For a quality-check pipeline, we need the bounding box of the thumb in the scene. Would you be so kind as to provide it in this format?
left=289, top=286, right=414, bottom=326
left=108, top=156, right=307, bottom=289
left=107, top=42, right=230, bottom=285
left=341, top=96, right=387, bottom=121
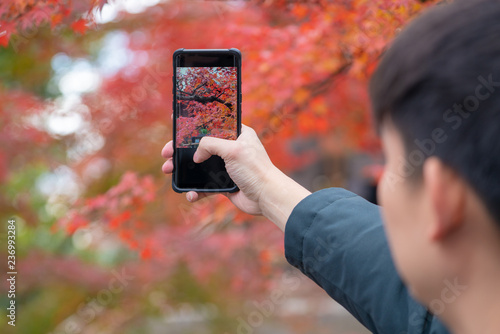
left=193, top=136, right=236, bottom=163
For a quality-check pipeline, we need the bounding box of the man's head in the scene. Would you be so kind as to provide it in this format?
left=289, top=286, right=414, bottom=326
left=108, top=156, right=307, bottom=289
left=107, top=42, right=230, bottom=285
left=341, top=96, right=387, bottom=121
left=370, top=0, right=500, bottom=309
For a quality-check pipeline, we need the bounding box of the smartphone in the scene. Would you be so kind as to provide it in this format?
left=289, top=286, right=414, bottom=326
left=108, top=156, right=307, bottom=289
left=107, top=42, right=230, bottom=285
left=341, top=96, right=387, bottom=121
left=172, top=48, right=241, bottom=193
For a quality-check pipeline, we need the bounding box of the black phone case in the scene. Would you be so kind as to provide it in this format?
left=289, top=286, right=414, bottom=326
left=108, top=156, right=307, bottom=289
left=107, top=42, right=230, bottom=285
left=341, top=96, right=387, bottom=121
left=172, top=48, right=241, bottom=193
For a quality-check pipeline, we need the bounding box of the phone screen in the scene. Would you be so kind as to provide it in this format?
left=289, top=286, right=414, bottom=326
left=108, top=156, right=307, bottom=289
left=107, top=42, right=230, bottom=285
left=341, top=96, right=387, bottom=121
left=173, top=51, right=240, bottom=192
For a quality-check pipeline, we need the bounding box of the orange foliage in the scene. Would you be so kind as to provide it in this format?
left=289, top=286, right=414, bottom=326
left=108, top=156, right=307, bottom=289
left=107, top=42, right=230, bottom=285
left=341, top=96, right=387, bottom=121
left=0, top=0, right=99, bottom=45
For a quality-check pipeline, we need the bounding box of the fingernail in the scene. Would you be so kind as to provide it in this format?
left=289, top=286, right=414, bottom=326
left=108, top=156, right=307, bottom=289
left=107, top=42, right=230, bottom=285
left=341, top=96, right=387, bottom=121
left=187, top=193, right=193, bottom=202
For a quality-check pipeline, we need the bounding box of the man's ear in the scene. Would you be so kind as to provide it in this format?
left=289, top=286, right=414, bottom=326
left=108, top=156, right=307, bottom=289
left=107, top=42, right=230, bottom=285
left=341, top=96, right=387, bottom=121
left=423, top=157, right=466, bottom=241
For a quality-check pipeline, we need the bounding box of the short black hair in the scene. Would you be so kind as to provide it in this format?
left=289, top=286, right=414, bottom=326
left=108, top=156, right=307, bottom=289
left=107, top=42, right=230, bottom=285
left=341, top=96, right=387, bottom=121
left=370, top=0, right=500, bottom=223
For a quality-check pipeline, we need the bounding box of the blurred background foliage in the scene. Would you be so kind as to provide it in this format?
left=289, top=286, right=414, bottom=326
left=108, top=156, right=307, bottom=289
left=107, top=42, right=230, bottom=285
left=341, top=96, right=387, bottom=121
left=0, top=0, right=438, bottom=333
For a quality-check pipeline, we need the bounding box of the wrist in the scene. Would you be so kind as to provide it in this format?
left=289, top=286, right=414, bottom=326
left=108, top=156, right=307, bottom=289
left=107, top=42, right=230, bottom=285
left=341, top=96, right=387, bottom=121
left=258, top=166, right=311, bottom=231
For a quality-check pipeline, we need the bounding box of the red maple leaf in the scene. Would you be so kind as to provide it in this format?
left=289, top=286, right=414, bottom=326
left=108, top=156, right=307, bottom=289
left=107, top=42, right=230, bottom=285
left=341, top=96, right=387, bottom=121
left=71, top=19, right=87, bottom=35
left=51, top=13, right=63, bottom=28
left=0, top=20, right=12, bottom=47
left=0, top=33, right=9, bottom=47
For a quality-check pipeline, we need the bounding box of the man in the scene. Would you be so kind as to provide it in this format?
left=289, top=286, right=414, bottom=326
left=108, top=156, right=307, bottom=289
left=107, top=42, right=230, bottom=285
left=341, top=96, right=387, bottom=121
left=162, top=0, right=500, bottom=332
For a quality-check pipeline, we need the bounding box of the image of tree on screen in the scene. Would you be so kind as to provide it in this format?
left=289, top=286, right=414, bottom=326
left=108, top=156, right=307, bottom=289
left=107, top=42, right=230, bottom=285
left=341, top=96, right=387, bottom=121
left=176, top=67, right=237, bottom=148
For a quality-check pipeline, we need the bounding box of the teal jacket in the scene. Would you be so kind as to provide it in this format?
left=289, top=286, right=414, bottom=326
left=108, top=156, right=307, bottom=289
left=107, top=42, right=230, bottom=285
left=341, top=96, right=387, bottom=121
left=284, top=188, right=451, bottom=334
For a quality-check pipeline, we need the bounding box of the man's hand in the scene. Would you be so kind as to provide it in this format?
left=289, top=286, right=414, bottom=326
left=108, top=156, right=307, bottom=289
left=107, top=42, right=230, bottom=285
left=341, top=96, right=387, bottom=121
left=161, top=124, right=311, bottom=231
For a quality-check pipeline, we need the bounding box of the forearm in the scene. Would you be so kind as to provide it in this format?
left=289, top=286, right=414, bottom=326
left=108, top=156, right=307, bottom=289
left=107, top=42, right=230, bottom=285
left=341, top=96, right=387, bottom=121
left=258, top=166, right=311, bottom=231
